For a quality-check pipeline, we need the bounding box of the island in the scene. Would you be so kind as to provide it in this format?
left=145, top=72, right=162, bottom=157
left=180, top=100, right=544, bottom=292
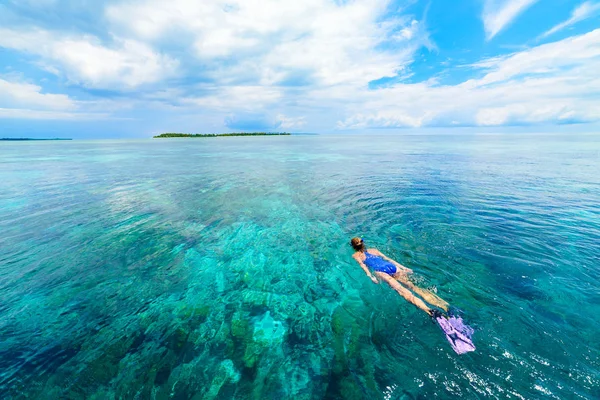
left=153, top=132, right=291, bottom=138
left=1, top=138, right=72, bottom=141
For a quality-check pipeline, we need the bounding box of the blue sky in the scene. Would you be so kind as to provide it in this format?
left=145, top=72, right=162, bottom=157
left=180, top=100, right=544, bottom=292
left=1, top=0, right=599, bottom=138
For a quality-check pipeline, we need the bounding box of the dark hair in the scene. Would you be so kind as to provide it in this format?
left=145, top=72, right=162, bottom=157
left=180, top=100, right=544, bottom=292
left=350, top=237, right=365, bottom=251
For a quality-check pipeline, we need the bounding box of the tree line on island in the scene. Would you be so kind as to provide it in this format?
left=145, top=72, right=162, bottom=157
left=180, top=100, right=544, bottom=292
left=153, top=132, right=291, bottom=138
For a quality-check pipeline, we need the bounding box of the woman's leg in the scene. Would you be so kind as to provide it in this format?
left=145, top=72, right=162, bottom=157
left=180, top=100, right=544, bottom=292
left=394, top=273, right=449, bottom=311
left=375, top=272, right=432, bottom=316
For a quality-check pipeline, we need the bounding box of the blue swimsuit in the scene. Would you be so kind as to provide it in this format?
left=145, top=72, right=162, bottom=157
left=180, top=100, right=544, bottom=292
left=363, top=251, right=397, bottom=275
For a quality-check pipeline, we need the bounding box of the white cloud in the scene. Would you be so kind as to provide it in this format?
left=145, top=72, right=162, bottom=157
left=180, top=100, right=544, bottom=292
left=100, top=0, right=434, bottom=129
left=539, top=1, right=600, bottom=39
left=277, top=114, right=306, bottom=129
left=0, top=1, right=433, bottom=125
left=0, top=108, right=109, bottom=120
left=0, top=78, right=133, bottom=120
left=473, top=29, right=600, bottom=85
left=3, top=0, right=597, bottom=130
left=483, top=0, right=538, bottom=40
left=182, top=85, right=283, bottom=111
left=0, top=28, right=178, bottom=89
left=0, top=78, right=75, bottom=110
left=337, top=29, right=600, bottom=128
left=105, top=0, right=424, bottom=87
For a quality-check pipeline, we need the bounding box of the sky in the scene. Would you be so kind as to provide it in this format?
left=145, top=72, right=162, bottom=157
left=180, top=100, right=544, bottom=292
left=0, top=0, right=599, bottom=138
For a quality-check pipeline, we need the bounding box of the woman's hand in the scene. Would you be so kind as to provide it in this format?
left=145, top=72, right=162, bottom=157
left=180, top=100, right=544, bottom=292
left=370, top=275, right=379, bottom=284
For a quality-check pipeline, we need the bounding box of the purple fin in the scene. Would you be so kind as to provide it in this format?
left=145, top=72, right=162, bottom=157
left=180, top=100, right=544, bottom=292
left=435, top=315, right=476, bottom=354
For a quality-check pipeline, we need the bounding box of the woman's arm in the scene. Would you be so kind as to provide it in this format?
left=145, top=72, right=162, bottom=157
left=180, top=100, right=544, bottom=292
left=372, top=250, right=413, bottom=273
left=352, top=254, right=379, bottom=284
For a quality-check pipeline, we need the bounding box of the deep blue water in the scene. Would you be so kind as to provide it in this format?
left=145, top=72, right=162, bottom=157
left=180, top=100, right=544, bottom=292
left=1, top=135, right=599, bottom=399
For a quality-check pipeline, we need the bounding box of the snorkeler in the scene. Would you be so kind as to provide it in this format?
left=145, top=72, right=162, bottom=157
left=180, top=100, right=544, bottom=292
left=350, top=237, right=449, bottom=317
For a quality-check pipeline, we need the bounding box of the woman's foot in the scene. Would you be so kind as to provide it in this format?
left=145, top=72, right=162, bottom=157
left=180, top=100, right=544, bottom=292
left=428, top=309, right=445, bottom=320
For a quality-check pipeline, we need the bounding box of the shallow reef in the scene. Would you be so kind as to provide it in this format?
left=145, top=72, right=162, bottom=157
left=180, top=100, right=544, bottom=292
left=3, top=137, right=599, bottom=399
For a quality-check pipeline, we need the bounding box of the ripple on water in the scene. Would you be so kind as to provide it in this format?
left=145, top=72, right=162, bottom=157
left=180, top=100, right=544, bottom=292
left=0, top=136, right=599, bottom=398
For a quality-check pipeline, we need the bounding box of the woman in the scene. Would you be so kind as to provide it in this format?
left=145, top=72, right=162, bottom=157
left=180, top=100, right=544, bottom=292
left=350, top=237, right=449, bottom=317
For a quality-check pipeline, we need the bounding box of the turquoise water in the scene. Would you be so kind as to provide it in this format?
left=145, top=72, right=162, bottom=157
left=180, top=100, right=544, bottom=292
left=1, top=135, right=599, bottom=399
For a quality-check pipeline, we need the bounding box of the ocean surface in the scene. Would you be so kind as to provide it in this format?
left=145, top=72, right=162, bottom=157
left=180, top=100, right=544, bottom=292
left=1, top=134, right=599, bottom=399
